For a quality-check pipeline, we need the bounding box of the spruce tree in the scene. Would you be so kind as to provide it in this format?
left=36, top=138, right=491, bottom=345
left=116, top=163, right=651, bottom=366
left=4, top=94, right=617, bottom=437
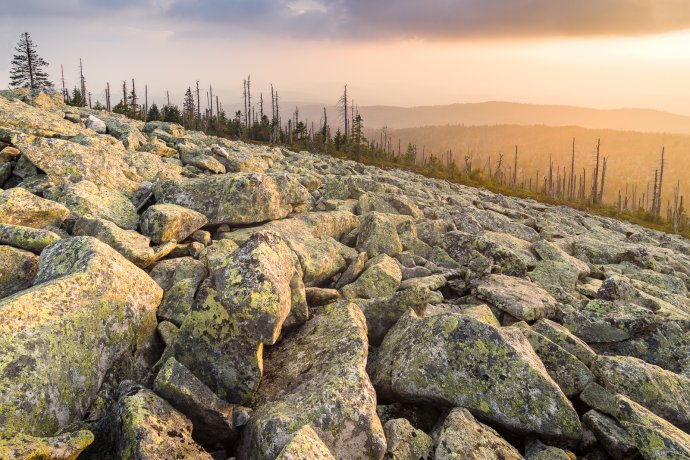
left=147, top=103, right=161, bottom=121
left=10, top=32, right=53, bottom=90
left=183, top=87, right=196, bottom=128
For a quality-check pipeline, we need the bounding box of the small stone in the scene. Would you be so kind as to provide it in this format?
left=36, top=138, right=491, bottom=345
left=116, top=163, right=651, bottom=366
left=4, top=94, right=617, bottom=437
left=0, top=223, right=61, bottom=254
left=85, top=115, right=106, bottom=134
left=341, top=254, right=402, bottom=299
left=335, top=251, right=367, bottom=289
left=305, top=287, right=340, bottom=306
left=384, top=418, right=433, bottom=460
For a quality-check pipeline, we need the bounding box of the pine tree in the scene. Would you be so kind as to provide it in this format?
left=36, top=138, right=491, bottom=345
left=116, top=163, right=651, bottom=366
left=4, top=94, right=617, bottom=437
left=183, top=87, right=196, bottom=128
left=9, top=32, right=53, bottom=90
left=147, top=103, right=161, bottom=121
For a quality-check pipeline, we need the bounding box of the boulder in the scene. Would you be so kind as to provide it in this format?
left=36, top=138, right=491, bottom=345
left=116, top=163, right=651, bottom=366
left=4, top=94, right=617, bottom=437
left=0, top=223, right=61, bottom=254
left=45, top=181, right=139, bottom=230
left=164, top=280, right=263, bottom=404
left=149, top=256, right=208, bottom=291
left=275, top=425, right=335, bottom=460
left=562, top=300, right=656, bottom=343
left=582, top=410, right=639, bottom=460
left=383, top=418, right=433, bottom=460
left=370, top=311, right=581, bottom=439
left=0, top=93, right=87, bottom=137
left=592, top=355, right=690, bottom=431
left=0, top=430, right=94, bottom=460
left=474, top=274, right=558, bottom=321
left=139, top=203, right=208, bottom=244
left=72, top=216, right=156, bottom=268
left=434, top=408, right=522, bottom=460
left=516, top=324, right=594, bottom=397
left=153, top=357, right=236, bottom=445
left=356, top=212, right=403, bottom=257
left=210, top=232, right=300, bottom=345
left=142, top=120, right=185, bottom=137
left=115, top=387, right=212, bottom=459
left=335, top=251, right=367, bottom=289
left=157, top=277, right=203, bottom=326
left=615, top=395, right=690, bottom=459
left=238, top=302, right=387, bottom=460
left=341, top=254, right=402, bottom=299
left=85, top=115, right=106, bottom=134
left=154, top=173, right=311, bottom=225
left=0, top=245, right=38, bottom=298
left=0, top=237, right=162, bottom=437
left=353, top=286, right=431, bottom=346
left=532, top=318, right=597, bottom=366
left=0, top=187, right=70, bottom=228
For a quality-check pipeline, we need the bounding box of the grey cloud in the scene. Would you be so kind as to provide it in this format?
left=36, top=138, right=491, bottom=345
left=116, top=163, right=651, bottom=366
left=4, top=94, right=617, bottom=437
left=6, top=0, right=690, bottom=39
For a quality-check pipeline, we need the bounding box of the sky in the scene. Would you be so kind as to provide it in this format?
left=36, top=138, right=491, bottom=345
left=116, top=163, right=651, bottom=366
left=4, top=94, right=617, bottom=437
left=1, top=0, right=690, bottom=115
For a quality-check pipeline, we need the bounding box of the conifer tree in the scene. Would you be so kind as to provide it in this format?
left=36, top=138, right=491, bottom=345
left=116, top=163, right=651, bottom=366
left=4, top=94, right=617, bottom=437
left=10, top=32, right=53, bottom=90
left=147, top=103, right=161, bottom=121
left=183, top=87, right=196, bottom=128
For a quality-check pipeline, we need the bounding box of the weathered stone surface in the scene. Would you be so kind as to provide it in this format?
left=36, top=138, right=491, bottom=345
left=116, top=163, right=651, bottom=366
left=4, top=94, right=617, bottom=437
left=140, top=203, right=208, bottom=244
left=353, top=286, right=431, bottom=345
left=0, top=93, right=87, bottom=137
left=583, top=410, right=640, bottom=460
left=239, top=302, right=386, bottom=460
left=516, top=324, right=594, bottom=397
left=0, top=430, right=94, bottom=460
left=73, top=216, right=155, bottom=268
left=0, top=245, right=38, bottom=298
left=435, top=408, right=522, bottom=460
left=0, top=223, right=61, bottom=253
left=356, top=212, right=403, bottom=257
left=524, top=439, right=572, bottom=460
left=157, top=277, right=202, bottom=326
left=275, top=425, right=335, bottom=460
left=616, top=395, right=690, bottom=459
left=335, top=251, right=367, bottom=289
left=475, top=274, right=559, bottom=321
left=341, top=253, right=402, bottom=299
left=210, top=231, right=299, bottom=345
left=562, top=300, right=656, bottom=343
left=532, top=318, right=597, bottom=366
left=592, top=355, right=690, bottom=431
left=86, top=115, right=106, bottom=134
left=45, top=181, right=139, bottom=230
left=149, top=256, right=208, bottom=291
left=370, top=311, right=581, bottom=439
left=115, top=388, right=212, bottom=459
left=165, top=280, right=263, bottom=404
left=0, top=187, right=70, bottom=228
left=154, top=173, right=311, bottom=225
left=0, top=237, right=162, bottom=437
left=142, top=120, right=185, bottom=137
left=305, top=287, right=340, bottom=306
left=154, top=357, right=236, bottom=445
left=383, top=418, right=433, bottom=460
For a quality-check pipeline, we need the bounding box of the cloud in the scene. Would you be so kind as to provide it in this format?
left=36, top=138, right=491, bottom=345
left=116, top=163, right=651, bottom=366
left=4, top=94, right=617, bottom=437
left=6, top=0, right=690, bottom=40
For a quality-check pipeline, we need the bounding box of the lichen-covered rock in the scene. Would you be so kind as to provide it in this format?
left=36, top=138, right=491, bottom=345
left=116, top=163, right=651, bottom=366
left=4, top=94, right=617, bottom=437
left=0, top=236, right=163, bottom=438
left=153, top=357, right=236, bottom=445
left=356, top=212, right=403, bottom=257
left=139, top=203, right=208, bottom=244
left=474, top=274, right=558, bottom=321
left=157, top=277, right=202, bottom=326
left=0, top=187, right=70, bottom=228
left=335, top=251, right=367, bottom=289
left=0, top=245, right=38, bottom=298
left=341, top=253, right=402, bottom=299
left=434, top=408, right=522, bottom=460
left=532, top=318, right=597, bottom=366
left=0, top=430, right=94, bottom=460
left=592, top=355, right=690, bottom=431
left=238, top=302, right=387, bottom=460
left=0, top=93, right=87, bottom=137
left=516, top=324, right=594, bottom=397
left=149, top=256, right=208, bottom=291
left=154, top=173, right=311, bottom=225
left=44, top=181, right=139, bottom=230
left=444, top=230, right=537, bottom=277
left=524, top=439, right=572, bottom=460
left=353, top=286, right=431, bottom=345
left=615, top=394, right=690, bottom=459
left=72, top=216, right=156, bottom=267
left=0, top=223, right=61, bottom=253
left=211, top=232, right=300, bottom=345
left=115, top=387, right=212, bottom=459
left=383, top=418, right=433, bottom=460
left=370, top=311, right=581, bottom=439
left=274, top=425, right=335, bottom=460
left=582, top=410, right=639, bottom=460
left=562, top=300, right=656, bottom=343
left=142, top=120, right=185, bottom=137
left=86, top=115, right=106, bottom=134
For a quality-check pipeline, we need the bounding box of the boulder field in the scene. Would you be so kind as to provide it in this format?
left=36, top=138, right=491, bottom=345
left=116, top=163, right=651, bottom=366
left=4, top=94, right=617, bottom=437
left=1, top=90, right=690, bottom=459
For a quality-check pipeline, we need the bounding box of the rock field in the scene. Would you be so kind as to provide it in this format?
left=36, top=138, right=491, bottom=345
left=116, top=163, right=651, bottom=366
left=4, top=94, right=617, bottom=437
left=1, top=90, right=690, bottom=459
